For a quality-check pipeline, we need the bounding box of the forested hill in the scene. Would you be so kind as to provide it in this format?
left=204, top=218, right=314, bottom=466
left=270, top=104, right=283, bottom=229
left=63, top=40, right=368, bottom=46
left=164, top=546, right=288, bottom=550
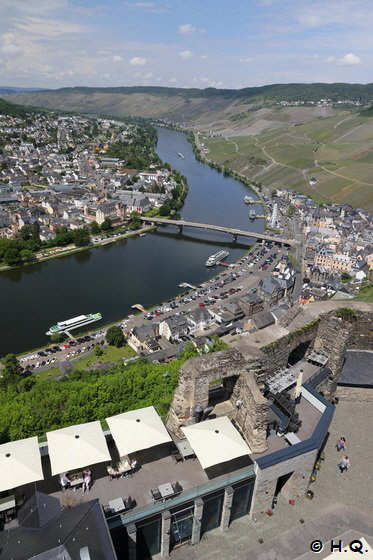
left=0, top=98, right=34, bottom=117
left=33, top=82, right=373, bottom=101
left=5, top=82, right=373, bottom=122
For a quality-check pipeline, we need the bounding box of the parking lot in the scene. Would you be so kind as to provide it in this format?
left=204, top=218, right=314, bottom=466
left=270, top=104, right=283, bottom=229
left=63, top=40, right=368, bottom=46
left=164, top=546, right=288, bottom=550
left=18, top=240, right=290, bottom=374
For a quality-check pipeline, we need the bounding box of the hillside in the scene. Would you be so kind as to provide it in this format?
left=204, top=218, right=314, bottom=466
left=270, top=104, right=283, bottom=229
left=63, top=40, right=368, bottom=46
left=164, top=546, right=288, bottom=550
left=0, top=98, right=35, bottom=117
left=201, top=109, right=373, bottom=210
left=6, top=82, right=373, bottom=122
left=4, top=82, right=373, bottom=209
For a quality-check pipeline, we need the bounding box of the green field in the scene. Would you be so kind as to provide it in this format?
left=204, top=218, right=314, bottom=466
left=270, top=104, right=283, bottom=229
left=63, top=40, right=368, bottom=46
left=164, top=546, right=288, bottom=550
left=34, top=344, right=136, bottom=382
left=354, top=283, right=373, bottom=302
left=202, top=109, right=373, bottom=210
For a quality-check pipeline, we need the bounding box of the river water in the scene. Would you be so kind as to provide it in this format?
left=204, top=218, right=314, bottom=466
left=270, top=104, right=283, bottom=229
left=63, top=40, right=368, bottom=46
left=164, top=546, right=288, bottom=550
left=0, top=128, right=264, bottom=356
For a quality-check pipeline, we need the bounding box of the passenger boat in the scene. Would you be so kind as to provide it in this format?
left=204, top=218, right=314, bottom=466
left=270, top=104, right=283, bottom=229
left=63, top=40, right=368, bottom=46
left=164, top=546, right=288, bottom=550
left=205, top=250, right=229, bottom=267
left=46, top=313, right=102, bottom=335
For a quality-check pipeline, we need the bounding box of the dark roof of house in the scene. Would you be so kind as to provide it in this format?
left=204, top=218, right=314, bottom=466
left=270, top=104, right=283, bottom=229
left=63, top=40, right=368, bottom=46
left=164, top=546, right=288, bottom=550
left=18, top=492, right=61, bottom=529
left=238, top=293, right=263, bottom=305
left=0, top=498, right=116, bottom=560
left=258, top=276, right=282, bottom=295
left=186, top=308, right=212, bottom=324
left=163, top=315, right=188, bottom=332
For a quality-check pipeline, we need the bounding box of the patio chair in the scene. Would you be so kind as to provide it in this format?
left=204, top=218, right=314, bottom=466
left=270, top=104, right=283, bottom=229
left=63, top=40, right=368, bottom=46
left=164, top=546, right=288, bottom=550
left=124, top=496, right=132, bottom=510
left=172, top=481, right=183, bottom=495
left=171, top=450, right=183, bottom=463
left=151, top=488, right=162, bottom=503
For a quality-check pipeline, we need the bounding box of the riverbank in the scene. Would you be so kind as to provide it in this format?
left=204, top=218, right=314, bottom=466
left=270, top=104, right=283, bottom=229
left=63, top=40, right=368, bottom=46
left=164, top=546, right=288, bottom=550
left=186, top=129, right=267, bottom=208
left=0, top=225, right=157, bottom=273
left=0, top=126, right=264, bottom=355
left=15, top=241, right=257, bottom=364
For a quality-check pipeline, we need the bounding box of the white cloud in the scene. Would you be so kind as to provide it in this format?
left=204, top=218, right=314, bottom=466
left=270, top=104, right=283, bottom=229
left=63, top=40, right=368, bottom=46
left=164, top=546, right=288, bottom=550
left=143, top=72, right=153, bottom=79
left=131, top=2, right=156, bottom=7
left=13, top=17, right=85, bottom=38
left=0, top=0, right=68, bottom=14
left=200, top=54, right=208, bottom=60
left=337, top=52, right=362, bottom=65
left=129, top=56, right=147, bottom=66
left=178, top=23, right=205, bottom=35
left=325, top=56, right=336, bottom=63
left=113, top=55, right=122, bottom=62
left=178, top=50, right=193, bottom=60
left=240, top=57, right=253, bottom=63
left=169, top=77, right=177, bottom=83
left=0, top=33, right=24, bottom=55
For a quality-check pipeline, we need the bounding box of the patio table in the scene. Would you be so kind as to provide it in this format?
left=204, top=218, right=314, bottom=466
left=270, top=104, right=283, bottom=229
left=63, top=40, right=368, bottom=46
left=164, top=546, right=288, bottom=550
left=176, top=440, right=194, bottom=460
left=108, top=497, right=125, bottom=513
left=158, top=483, right=174, bottom=499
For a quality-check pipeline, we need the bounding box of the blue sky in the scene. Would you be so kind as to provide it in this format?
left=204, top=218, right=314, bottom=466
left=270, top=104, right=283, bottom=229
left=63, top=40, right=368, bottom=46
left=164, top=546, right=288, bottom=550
left=0, top=0, right=369, bottom=89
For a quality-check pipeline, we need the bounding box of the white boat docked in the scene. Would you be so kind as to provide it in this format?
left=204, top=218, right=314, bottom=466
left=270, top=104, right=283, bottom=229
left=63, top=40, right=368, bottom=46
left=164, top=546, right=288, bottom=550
left=46, top=313, right=102, bottom=335
left=205, top=250, right=229, bottom=267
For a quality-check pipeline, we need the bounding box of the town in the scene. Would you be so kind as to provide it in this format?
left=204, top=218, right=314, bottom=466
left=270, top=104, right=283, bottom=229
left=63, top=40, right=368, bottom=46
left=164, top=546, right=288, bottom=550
left=0, top=111, right=184, bottom=266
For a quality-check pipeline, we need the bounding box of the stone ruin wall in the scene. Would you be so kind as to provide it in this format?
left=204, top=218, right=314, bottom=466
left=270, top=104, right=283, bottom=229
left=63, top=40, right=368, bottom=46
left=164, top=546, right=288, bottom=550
left=167, top=305, right=372, bottom=453
left=348, top=310, right=373, bottom=350
left=258, top=319, right=321, bottom=386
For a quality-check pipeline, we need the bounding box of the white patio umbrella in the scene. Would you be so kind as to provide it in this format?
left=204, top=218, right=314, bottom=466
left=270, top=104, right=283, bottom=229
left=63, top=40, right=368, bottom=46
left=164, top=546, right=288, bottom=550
left=47, top=421, right=111, bottom=476
left=182, top=416, right=252, bottom=469
left=106, top=406, right=172, bottom=457
left=0, top=436, right=44, bottom=492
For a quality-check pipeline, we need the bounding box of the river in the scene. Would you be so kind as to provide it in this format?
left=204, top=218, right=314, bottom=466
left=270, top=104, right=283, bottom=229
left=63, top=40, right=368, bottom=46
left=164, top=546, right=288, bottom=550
left=0, top=128, right=264, bottom=356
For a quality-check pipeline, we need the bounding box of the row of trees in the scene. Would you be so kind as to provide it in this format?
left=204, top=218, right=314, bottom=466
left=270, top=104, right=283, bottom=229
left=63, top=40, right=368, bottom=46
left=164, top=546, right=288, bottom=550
left=0, top=222, right=93, bottom=266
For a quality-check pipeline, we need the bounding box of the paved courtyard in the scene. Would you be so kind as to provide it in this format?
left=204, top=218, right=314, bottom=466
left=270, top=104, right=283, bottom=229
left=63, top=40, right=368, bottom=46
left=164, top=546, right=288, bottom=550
left=170, top=391, right=373, bottom=560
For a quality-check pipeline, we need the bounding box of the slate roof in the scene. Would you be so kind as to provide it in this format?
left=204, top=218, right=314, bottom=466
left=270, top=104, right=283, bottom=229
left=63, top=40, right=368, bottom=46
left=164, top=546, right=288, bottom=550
left=0, top=498, right=116, bottom=560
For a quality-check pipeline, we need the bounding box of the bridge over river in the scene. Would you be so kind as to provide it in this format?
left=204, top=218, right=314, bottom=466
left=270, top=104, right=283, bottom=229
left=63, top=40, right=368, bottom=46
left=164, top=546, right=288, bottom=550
left=140, top=216, right=294, bottom=246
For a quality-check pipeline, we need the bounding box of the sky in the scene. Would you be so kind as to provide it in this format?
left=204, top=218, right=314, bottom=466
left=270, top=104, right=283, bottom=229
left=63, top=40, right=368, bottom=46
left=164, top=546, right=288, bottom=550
left=0, top=0, right=370, bottom=90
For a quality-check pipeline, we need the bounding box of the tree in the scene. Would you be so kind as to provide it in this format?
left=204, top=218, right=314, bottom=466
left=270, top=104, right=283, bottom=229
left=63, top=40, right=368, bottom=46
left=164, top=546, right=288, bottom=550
left=20, top=224, right=32, bottom=241
left=50, top=332, right=66, bottom=343
left=94, top=344, right=103, bottom=356
left=106, top=325, right=125, bottom=348
left=90, top=221, right=100, bottom=234
left=287, top=205, right=295, bottom=217
left=128, top=211, right=141, bottom=230
left=32, top=221, right=40, bottom=243
left=73, top=228, right=91, bottom=247
left=100, top=217, right=112, bottom=231
left=1, top=354, right=22, bottom=385
left=341, top=272, right=352, bottom=283
left=3, top=247, right=20, bottom=266
left=20, top=249, right=34, bottom=262
left=209, top=336, right=229, bottom=352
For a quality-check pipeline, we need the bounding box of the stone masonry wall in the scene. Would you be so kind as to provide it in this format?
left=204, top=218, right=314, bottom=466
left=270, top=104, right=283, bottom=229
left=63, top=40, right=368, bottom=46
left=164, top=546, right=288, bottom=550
left=167, top=348, right=248, bottom=436
left=258, top=320, right=320, bottom=386
left=348, top=311, right=373, bottom=350
left=235, top=372, right=269, bottom=453
left=250, top=448, right=318, bottom=516
left=167, top=304, right=371, bottom=442
left=313, top=312, right=355, bottom=398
